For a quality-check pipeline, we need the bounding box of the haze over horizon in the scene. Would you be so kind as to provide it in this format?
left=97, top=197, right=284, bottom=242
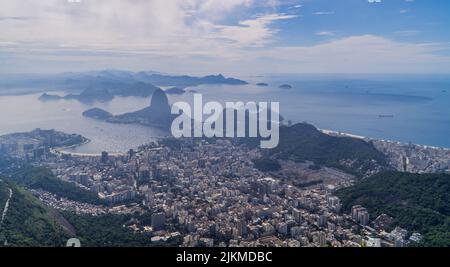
left=1, top=0, right=450, bottom=76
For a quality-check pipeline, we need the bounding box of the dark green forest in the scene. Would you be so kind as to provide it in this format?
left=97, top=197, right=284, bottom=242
left=252, top=158, right=281, bottom=172
left=269, top=123, right=388, bottom=176
left=0, top=179, right=180, bottom=247
left=0, top=179, right=69, bottom=246
left=336, top=171, right=450, bottom=247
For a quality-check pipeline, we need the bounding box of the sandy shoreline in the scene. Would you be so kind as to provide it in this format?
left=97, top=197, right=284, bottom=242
left=319, top=128, right=450, bottom=151
left=53, top=138, right=126, bottom=157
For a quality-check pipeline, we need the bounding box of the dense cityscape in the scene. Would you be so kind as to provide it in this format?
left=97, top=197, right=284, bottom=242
left=2, top=128, right=449, bottom=247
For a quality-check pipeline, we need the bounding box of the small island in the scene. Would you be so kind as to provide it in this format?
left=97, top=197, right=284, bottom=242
left=165, top=87, right=186, bottom=95
left=82, top=108, right=113, bottom=120
left=38, top=93, right=63, bottom=101
left=256, top=83, right=269, bottom=87
left=39, top=89, right=115, bottom=103
left=279, top=84, right=292, bottom=89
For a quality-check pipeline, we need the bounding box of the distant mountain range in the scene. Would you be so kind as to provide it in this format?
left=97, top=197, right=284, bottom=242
left=39, top=82, right=160, bottom=103
left=1, top=70, right=247, bottom=93
left=165, top=87, right=186, bottom=95
left=17, top=70, right=247, bottom=103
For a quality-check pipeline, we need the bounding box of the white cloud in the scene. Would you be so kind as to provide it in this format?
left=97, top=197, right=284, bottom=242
left=246, top=35, right=450, bottom=74
left=0, top=0, right=300, bottom=74
left=313, top=11, right=335, bottom=15
left=316, top=31, right=335, bottom=36
left=0, top=0, right=290, bottom=58
left=0, top=0, right=449, bottom=74
left=211, top=14, right=297, bottom=47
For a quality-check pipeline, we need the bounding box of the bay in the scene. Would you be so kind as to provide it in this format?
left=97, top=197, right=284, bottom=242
left=0, top=74, right=449, bottom=153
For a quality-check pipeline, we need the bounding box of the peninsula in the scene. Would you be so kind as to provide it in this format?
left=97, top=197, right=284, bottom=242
left=83, top=89, right=176, bottom=129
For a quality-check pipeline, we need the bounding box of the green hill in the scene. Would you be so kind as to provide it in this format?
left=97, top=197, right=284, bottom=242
left=0, top=179, right=70, bottom=246
left=269, top=123, right=388, bottom=176
left=0, top=159, right=167, bottom=247
left=0, top=178, right=173, bottom=247
left=336, top=171, right=450, bottom=247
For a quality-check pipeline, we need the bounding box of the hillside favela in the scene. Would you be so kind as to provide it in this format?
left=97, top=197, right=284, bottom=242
left=0, top=0, right=449, bottom=250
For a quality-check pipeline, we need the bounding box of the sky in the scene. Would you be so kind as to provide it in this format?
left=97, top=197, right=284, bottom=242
left=1, top=0, right=450, bottom=75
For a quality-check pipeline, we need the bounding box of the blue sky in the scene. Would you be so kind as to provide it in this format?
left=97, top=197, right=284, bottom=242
left=272, top=0, right=450, bottom=46
left=0, top=0, right=449, bottom=75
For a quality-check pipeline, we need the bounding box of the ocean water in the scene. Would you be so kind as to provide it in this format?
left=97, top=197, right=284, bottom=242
left=0, top=93, right=167, bottom=154
left=0, top=74, right=449, bottom=153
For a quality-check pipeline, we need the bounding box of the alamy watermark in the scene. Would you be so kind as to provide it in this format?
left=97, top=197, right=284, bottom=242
left=171, top=94, right=280, bottom=149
